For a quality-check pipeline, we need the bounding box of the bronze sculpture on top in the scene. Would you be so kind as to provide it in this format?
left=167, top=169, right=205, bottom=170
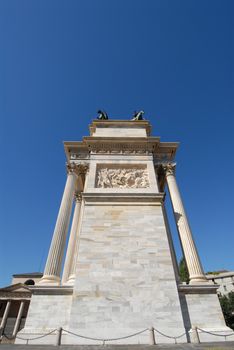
left=131, top=110, right=145, bottom=120
left=97, top=110, right=109, bottom=120
left=96, top=110, right=145, bottom=120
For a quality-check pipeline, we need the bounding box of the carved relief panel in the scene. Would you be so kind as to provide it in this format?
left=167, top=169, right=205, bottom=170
left=95, top=164, right=150, bottom=189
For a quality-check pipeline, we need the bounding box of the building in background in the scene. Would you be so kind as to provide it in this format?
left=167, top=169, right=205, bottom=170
left=206, top=271, right=234, bottom=296
left=0, top=273, right=42, bottom=343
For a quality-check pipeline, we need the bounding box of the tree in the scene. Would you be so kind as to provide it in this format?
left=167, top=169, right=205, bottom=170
left=219, top=292, right=234, bottom=330
left=179, top=256, right=189, bottom=284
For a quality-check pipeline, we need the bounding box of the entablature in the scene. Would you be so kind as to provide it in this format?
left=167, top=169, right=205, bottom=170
left=64, top=138, right=179, bottom=162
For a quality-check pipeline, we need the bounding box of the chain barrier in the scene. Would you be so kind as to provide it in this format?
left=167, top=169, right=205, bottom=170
left=197, top=327, right=234, bottom=340
left=153, top=328, right=186, bottom=344
left=63, top=327, right=148, bottom=345
left=1, top=328, right=57, bottom=344
left=1, top=326, right=233, bottom=345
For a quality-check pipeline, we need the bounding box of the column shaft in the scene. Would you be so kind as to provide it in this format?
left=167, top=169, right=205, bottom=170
left=12, top=301, right=25, bottom=337
left=40, top=167, right=77, bottom=284
left=62, top=193, right=82, bottom=284
left=165, top=164, right=207, bottom=283
left=67, top=197, right=85, bottom=284
left=0, top=301, right=11, bottom=336
left=67, top=168, right=88, bottom=284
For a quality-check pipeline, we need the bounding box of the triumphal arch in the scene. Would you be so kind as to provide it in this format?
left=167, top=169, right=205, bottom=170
left=17, top=119, right=234, bottom=344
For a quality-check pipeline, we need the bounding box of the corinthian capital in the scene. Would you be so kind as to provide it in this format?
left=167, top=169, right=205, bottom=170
left=163, top=162, right=176, bottom=176
left=77, top=162, right=89, bottom=175
left=66, top=162, right=79, bottom=175
left=66, top=162, right=89, bottom=176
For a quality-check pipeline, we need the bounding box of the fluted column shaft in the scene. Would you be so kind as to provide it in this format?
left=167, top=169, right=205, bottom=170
left=62, top=192, right=82, bottom=284
left=67, top=196, right=85, bottom=284
left=40, top=164, right=78, bottom=284
left=0, top=301, right=11, bottom=336
left=13, top=301, right=25, bottom=337
left=164, top=164, right=207, bottom=283
left=67, top=168, right=89, bottom=284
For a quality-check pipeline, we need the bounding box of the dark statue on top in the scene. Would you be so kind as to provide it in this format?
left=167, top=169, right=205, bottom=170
left=131, top=110, right=145, bottom=121
left=96, top=109, right=145, bottom=120
left=97, top=110, right=109, bottom=120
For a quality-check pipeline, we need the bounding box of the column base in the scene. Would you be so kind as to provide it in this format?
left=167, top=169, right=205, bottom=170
left=189, top=275, right=209, bottom=284
left=63, top=275, right=75, bottom=286
left=38, top=275, right=61, bottom=285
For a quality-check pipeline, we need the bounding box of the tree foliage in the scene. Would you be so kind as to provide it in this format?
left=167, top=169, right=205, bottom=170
left=179, top=257, right=189, bottom=284
left=219, top=292, right=234, bottom=330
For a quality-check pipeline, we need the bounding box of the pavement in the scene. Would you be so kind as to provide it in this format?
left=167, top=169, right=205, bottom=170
left=0, top=343, right=234, bottom=350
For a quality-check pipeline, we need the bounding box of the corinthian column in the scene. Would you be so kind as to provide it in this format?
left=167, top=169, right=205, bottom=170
left=62, top=192, right=82, bottom=284
left=40, top=163, right=78, bottom=284
left=66, top=196, right=85, bottom=284
left=164, top=163, right=207, bottom=284
left=66, top=164, right=89, bottom=285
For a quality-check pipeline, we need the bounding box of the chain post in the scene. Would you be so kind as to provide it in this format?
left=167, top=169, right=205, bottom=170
left=149, top=327, right=156, bottom=345
left=55, top=327, right=63, bottom=346
left=191, top=326, right=200, bottom=344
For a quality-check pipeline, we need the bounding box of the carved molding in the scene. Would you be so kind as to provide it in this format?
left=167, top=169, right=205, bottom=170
left=96, top=167, right=150, bottom=189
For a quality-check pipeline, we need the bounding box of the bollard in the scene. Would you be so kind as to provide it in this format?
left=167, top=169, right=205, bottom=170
left=191, top=326, right=200, bottom=344
left=55, top=327, right=62, bottom=346
left=149, top=327, right=156, bottom=345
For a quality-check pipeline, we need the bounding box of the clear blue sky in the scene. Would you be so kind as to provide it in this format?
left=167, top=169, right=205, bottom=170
left=0, top=1, right=233, bottom=287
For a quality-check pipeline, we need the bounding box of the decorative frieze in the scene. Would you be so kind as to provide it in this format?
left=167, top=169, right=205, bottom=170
left=86, top=140, right=155, bottom=155
left=96, top=166, right=150, bottom=189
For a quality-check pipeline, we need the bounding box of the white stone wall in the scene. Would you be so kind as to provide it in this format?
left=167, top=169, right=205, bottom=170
left=93, top=127, right=147, bottom=138
left=69, top=203, right=186, bottom=343
left=180, top=292, right=234, bottom=342
left=17, top=294, right=72, bottom=334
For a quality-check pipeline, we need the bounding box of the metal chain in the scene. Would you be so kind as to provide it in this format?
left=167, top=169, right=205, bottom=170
left=197, top=327, right=234, bottom=337
left=153, top=327, right=186, bottom=344
left=62, top=328, right=148, bottom=342
left=2, top=326, right=232, bottom=345
left=2, top=328, right=57, bottom=342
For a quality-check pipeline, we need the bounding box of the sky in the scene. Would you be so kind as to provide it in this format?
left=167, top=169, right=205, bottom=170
left=0, top=0, right=233, bottom=287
